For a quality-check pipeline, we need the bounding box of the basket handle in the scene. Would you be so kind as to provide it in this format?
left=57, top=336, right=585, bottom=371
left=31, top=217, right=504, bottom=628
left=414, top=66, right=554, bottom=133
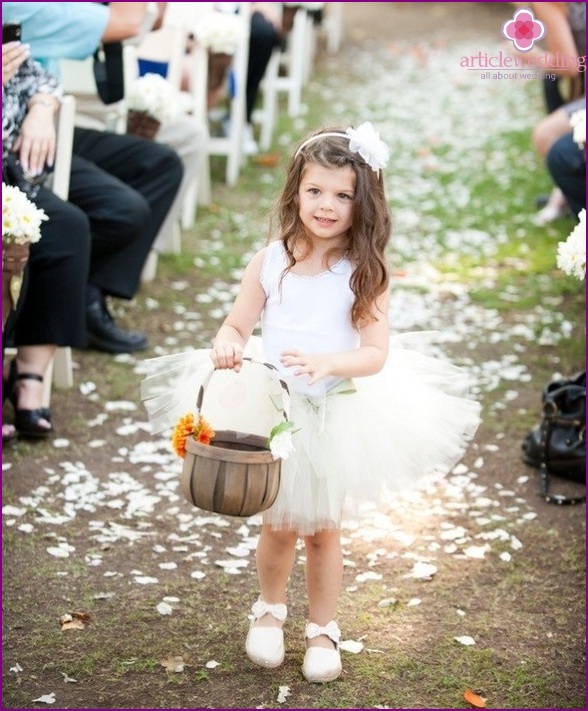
left=196, top=357, right=291, bottom=424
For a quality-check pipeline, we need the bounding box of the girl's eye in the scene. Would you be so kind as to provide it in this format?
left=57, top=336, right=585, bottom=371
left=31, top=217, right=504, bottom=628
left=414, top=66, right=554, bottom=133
left=308, top=188, right=320, bottom=195
left=339, top=193, right=352, bottom=200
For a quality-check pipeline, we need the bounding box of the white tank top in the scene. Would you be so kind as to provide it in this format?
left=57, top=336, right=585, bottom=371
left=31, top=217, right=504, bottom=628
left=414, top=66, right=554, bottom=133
left=260, top=241, right=360, bottom=396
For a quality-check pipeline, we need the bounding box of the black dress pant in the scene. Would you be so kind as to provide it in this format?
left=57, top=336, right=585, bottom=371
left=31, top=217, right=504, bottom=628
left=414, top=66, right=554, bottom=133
left=70, top=127, right=183, bottom=299
left=7, top=188, right=91, bottom=348
left=247, top=12, right=283, bottom=123
left=5, top=128, right=183, bottom=348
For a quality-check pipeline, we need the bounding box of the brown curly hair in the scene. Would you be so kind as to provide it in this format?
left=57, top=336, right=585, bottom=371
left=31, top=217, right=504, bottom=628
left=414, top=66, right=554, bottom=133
left=272, top=126, right=392, bottom=328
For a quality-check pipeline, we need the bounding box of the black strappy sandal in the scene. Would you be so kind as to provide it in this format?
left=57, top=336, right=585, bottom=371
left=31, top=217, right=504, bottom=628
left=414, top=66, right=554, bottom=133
left=8, top=360, right=53, bottom=439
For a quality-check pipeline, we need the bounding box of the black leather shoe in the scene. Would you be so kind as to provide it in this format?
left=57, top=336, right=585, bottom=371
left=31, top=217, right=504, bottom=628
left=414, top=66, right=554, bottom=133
left=86, top=301, right=148, bottom=353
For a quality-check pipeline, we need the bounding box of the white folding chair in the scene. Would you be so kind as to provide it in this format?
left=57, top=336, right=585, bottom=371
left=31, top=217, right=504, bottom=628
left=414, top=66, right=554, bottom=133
left=163, top=2, right=251, bottom=188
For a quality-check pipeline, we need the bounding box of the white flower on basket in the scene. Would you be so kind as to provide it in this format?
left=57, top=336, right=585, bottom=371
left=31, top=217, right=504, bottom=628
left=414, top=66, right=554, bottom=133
left=268, top=421, right=296, bottom=461
left=346, top=122, right=389, bottom=173
left=192, top=12, right=244, bottom=55
left=557, top=208, right=586, bottom=281
left=2, top=183, right=48, bottom=244
left=570, top=109, right=586, bottom=149
left=126, top=73, right=179, bottom=124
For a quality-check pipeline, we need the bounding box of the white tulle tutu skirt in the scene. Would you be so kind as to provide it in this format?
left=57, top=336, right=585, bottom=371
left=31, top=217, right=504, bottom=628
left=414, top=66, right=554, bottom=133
left=140, top=334, right=481, bottom=536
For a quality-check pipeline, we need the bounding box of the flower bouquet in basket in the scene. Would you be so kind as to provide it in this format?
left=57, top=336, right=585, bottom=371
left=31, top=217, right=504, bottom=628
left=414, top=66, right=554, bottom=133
left=2, top=183, right=47, bottom=329
left=171, top=360, right=294, bottom=517
left=125, top=73, right=179, bottom=140
left=191, top=11, right=244, bottom=92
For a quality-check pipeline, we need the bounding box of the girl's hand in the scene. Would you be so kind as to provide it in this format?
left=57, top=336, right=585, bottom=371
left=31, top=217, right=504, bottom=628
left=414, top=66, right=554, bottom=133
left=211, top=342, right=244, bottom=372
left=2, top=42, right=30, bottom=86
left=12, top=99, right=58, bottom=176
left=280, top=349, right=332, bottom=385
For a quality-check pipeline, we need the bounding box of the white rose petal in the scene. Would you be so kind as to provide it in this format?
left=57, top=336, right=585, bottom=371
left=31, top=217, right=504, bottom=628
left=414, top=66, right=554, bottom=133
left=156, top=602, right=173, bottom=615
left=277, top=685, right=291, bottom=704
left=340, top=639, right=364, bottom=654
left=32, top=693, right=56, bottom=705
left=454, top=635, right=476, bottom=646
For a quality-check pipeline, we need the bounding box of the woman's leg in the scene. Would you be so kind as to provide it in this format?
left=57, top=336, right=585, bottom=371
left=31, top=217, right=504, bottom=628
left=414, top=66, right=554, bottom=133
left=11, top=344, right=57, bottom=431
left=304, top=528, right=343, bottom=649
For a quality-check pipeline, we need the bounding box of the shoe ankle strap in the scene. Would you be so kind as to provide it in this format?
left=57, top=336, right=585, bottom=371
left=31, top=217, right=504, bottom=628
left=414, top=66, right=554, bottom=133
left=305, top=620, right=341, bottom=646
left=251, top=598, right=287, bottom=622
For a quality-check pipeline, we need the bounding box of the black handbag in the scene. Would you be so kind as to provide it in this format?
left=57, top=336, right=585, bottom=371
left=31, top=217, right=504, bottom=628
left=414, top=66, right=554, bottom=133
left=93, top=41, right=124, bottom=104
left=521, top=371, right=586, bottom=505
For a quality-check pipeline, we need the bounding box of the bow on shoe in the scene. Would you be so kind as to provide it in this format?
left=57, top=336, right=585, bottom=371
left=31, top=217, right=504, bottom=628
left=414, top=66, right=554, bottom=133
left=305, top=621, right=341, bottom=646
left=251, top=599, right=287, bottom=622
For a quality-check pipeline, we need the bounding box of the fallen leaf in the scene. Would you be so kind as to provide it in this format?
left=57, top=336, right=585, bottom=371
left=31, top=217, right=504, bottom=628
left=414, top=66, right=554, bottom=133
left=61, top=619, right=85, bottom=631
left=253, top=153, right=280, bottom=167
left=464, top=688, right=487, bottom=708
left=160, top=655, right=188, bottom=673
left=72, top=611, right=91, bottom=622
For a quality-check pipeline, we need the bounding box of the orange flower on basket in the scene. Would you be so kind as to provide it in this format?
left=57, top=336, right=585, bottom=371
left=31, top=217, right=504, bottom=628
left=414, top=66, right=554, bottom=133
left=171, top=412, right=195, bottom=459
left=194, top=414, right=215, bottom=445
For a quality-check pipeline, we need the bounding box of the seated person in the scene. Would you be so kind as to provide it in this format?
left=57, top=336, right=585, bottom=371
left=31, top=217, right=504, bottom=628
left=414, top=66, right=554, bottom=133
left=3, top=1, right=185, bottom=353
left=7, top=1, right=205, bottom=243
left=3, top=50, right=182, bottom=445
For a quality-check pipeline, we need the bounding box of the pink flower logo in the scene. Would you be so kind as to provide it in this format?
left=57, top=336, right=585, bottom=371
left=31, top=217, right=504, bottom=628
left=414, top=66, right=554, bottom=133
left=502, top=7, right=545, bottom=53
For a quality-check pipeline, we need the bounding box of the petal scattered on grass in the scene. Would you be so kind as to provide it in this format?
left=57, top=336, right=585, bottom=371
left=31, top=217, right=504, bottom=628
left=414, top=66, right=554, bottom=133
left=277, top=685, right=291, bottom=704
left=340, top=639, right=364, bottom=654
left=156, top=601, right=173, bottom=615
left=454, top=635, right=476, bottom=646
left=32, top=693, right=56, bottom=704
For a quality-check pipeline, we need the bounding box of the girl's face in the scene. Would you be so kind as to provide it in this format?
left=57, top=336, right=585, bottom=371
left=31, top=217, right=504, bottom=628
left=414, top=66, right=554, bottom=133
left=297, top=163, right=356, bottom=246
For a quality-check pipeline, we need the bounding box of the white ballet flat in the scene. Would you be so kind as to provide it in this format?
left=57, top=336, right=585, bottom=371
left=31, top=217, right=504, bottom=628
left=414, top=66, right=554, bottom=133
left=245, top=598, right=287, bottom=669
left=302, top=620, right=342, bottom=683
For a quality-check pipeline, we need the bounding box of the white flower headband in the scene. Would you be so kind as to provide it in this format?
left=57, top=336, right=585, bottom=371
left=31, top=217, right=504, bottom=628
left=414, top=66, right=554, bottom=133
left=295, top=121, right=389, bottom=173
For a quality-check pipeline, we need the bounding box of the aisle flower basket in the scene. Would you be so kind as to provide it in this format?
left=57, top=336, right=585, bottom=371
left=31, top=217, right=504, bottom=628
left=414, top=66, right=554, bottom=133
left=126, top=109, right=161, bottom=140
left=172, top=359, right=295, bottom=518
left=207, top=51, right=233, bottom=91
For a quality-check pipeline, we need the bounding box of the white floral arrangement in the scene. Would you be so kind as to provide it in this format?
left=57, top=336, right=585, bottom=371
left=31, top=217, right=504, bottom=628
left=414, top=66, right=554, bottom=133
left=557, top=208, right=586, bottom=281
left=570, top=109, right=586, bottom=149
left=346, top=121, right=389, bottom=172
left=126, top=73, right=180, bottom=125
left=2, top=183, right=48, bottom=244
left=192, top=11, right=244, bottom=55
left=284, top=2, right=325, bottom=8
left=267, top=420, right=296, bottom=460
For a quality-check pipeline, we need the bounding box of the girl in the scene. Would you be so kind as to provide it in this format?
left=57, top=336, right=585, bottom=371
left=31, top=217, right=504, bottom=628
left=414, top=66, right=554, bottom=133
left=142, top=122, right=480, bottom=683
left=208, top=123, right=481, bottom=682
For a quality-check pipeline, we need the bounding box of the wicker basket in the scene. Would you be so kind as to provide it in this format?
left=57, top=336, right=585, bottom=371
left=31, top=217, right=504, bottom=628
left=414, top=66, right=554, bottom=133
left=126, top=109, right=161, bottom=140
left=180, top=360, right=291, bottom=517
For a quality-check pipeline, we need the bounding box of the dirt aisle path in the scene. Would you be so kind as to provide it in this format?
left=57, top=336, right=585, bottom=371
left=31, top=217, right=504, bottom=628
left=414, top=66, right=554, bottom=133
left=3, top=3, right=585, bottom=710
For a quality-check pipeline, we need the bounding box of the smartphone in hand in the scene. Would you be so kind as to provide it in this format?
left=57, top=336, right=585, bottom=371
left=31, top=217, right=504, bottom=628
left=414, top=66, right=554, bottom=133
left=2, top=22, right=22, bottom=44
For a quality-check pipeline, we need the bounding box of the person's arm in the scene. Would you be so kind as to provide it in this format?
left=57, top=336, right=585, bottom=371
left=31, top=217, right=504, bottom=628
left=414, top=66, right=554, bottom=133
left=10, top=60, right=62, bottom=174
left=102, top=2, right=149, bottom=42
left=280, top=289, right=390, bottom=385
left=211, top=248, right=267, bottom=371
left=529, top=2, right=583, bottom=78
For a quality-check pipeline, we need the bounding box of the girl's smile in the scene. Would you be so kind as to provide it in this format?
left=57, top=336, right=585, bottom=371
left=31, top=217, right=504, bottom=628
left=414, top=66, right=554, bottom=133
left=298, top=163, right=356, bottom=245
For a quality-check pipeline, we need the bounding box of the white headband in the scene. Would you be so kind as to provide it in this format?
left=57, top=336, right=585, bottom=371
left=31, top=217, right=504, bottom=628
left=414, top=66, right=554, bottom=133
left=295, top=121, right=389, bottom=173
